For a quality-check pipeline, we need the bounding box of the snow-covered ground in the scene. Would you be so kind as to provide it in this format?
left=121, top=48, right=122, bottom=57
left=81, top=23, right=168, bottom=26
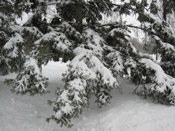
left=0, top=61, right=175, bottom=131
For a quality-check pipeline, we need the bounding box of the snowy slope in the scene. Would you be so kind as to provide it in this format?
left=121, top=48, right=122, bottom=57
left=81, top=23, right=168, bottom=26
left=77, top=78, right=175, bottom=131
left=0, top=61, right=175, bottom=131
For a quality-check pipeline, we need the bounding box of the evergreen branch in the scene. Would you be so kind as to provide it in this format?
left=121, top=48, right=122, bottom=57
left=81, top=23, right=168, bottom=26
left=46, top=1, right=121, bottom=7
left=99, top=23, right=160, bottom=39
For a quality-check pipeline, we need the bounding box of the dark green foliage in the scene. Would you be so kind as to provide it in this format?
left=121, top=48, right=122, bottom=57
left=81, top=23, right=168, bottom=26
left=152, top=22, right=175, bottom=46
left=0, top=56, right=8, bottom=75
left=4, top=64, right=49, bottom=95
left=95, top=80, right=113, bottom=108
left=0, top=31, right=8, bottom=48
left=106, top=26, right=130, bottom=46
left=14, top=0, right=46, bottom=16
left=58, top=3, right=76, bottom=21
left=137, top=13, right=155, bottom=23
left=125, top=58, right=175, bottom=105
left=137, top=85, right=175, bottom=105
left=114, top=3, right=131, bottom=15
left=33, top=29, right=74, bottom=66
left=162, top=0, right=175, bottom=20
left=129, top=62, right=155, bottom=85
left=160, top=62, right=175, bottom=77
left=150, top=0, right=159, bottom=14
left=56, top=0, right=113, bottom=27
left=2, top=33, right=26, bottom=72
left=23, top=14, right=49, bottom=33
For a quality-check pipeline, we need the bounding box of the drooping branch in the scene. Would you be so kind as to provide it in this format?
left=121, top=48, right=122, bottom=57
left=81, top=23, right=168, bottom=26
left=98, top=23, right=152, bottom=33
left=99, top=22, right=175, bottom=46
left=46, top=1, right=121, bottom=7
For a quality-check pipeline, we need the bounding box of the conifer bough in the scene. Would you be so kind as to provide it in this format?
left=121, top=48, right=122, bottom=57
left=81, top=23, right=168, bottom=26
left=1, top=0, right=175, bottom=127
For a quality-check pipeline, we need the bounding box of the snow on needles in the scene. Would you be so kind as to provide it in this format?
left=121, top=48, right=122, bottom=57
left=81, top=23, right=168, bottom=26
left=107, top=51, right=124, bottom=74
left=70, top=53, right=97, bottom=80
left=4, top=33, right=24, bottom=49
left=72, top=47, right=119, bottom=88
left=24, top=58, right=41, bottom=74
left=83, top=29, right=107, bottom=57
left=35, top=31, right=71, bottom=51
left=140, top=58, right=175, bottom=93
left=11, top=26, right=44, bottom=39
left=90, top=55, right=118, bottom=87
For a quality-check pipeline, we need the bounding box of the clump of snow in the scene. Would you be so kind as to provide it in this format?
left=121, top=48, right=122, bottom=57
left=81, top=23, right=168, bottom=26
left=161, top=41, right=175, bottom=52
left=3, top=33, right=23, bottom=49
left=107, top=51, right=124, bottom=74
left=154, top=35, right=175, bottom=53
left=83, top=29, right=107, bottom=57
left=70, top=53, right=96, bottom=80
left=35, top=31, right=71, bottom=51
left=70, top=50, right=119, bottom=88
left=140, top=58, right=175, bottom=93
left=90, top=55, right=118, bottom=87
left=2, top=32, right=26, bottom=72
left=24, top=58, right=41, bottom=74
left=150, top=54, right=162, bottom=63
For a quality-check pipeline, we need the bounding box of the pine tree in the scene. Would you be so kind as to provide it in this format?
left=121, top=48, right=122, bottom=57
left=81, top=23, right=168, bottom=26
left=2, top=0, right=49, bottom=94
left=111, top=0, right=175, bottom=105
left=1, top=0, right=175, bottom=127
left=0, top=0, right=16, bottom=75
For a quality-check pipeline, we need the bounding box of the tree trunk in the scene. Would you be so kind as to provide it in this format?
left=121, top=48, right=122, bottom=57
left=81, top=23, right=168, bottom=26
left=163, top=1, right=167, bottom=21
left=75, top=0, right=83, bottom=34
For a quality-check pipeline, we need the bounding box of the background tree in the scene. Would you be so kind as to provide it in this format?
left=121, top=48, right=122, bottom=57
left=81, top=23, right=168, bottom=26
left=162, top=0, right=175, bottom=21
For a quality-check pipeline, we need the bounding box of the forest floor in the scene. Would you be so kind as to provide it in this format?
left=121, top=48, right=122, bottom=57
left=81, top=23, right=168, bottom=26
left=0, top=61, right=175, bottom=131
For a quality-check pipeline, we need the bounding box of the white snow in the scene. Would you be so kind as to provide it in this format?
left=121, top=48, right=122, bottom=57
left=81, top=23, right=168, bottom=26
left=34, top=31, right=71, bottom=52
left=25, top=58, right=41, bottom=74
left=11, top=26, right=44, bottom=39
left=83, top=29, right=106, bottom=57
left=1, top=61, right=175, bottom=131
left=16, top=12, right=33, bottom=26
left=68, top=78, right=87, bottom=91
left=140, top=58, right=175, bottom=93
left=160, top=41, right=175, bottom=52
left=90, top=55, right=118, bottom=87
left=107, top=51, right=124, bottom=73
left=70, top=50, right=119, bottom=88
left=3, top=33, right=24, bottom=49
left=69, top=52, right=97, bottom=80
left=3, top=33, right=24, bottom=58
